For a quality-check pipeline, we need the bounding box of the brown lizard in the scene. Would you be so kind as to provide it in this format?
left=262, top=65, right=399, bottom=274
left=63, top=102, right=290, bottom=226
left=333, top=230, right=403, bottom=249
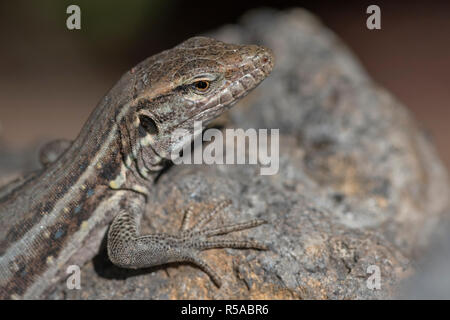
left=0, top=36, right=274, bottom=299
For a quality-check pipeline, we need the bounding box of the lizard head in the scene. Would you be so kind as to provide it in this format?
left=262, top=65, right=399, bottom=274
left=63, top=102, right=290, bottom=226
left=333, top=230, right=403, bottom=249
left=120, top=36, right=274, bottom=176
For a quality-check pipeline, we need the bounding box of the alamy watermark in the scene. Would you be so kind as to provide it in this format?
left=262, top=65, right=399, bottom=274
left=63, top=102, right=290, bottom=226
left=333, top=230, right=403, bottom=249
left=366, top=5, right=381, bottom=30
left=66, top=5, right=81, bottom=30
left=366, top=265, right=381, bottom=290
left=170, top=121, right=279, bottom=175
left=66, top=265, right=81, bottom=290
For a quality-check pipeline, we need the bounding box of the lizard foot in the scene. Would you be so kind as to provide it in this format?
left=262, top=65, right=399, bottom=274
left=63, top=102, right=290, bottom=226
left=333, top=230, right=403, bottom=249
left=177, top=199, right=268, bottom=286
left=107, top=199, right=268, bottom=287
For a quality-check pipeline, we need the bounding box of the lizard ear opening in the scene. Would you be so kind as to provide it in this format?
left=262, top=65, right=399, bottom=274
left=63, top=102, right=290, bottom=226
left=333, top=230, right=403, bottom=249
left=139, top=115, right=159, bottom=136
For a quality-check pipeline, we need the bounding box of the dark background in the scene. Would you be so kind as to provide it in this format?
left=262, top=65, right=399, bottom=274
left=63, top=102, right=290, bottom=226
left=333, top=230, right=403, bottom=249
left=0, top=0, right=449, bottom=169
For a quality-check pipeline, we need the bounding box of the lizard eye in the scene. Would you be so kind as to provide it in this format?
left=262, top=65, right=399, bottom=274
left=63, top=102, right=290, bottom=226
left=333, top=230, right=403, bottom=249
left=193, top=80, right=210, bottom=93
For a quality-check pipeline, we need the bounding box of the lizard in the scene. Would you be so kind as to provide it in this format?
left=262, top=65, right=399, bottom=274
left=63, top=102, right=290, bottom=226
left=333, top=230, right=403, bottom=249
left=0, top=36, right=274, bottom=299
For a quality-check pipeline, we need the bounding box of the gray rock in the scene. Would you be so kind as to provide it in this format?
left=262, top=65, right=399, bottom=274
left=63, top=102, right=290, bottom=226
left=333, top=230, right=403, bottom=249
left=398, top=219, right=450, bottom=299
left=46, top=8, right=450, bottom=299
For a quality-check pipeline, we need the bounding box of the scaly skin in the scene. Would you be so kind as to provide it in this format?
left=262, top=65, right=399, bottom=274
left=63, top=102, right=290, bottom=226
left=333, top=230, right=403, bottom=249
left=0, top=37, right=274, bottom=299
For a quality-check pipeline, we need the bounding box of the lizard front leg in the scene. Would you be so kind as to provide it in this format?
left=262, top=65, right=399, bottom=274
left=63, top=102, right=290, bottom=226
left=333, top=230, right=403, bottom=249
left=107, top=198, right=267, bottom=286
left=39, top=139, right=72, bottom=166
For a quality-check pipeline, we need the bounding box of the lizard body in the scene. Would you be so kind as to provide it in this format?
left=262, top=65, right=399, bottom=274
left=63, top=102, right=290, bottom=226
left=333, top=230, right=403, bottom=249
left=0, top=37, right=274, bottom=299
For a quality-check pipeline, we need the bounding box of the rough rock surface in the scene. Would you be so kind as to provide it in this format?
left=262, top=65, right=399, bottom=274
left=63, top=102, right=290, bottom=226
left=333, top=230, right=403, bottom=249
left=7, top=8, right=450, bottom=299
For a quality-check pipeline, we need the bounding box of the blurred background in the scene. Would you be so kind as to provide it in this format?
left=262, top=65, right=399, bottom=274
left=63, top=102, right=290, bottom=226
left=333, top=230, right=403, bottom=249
left=0, top=0, right=449, bottom=171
